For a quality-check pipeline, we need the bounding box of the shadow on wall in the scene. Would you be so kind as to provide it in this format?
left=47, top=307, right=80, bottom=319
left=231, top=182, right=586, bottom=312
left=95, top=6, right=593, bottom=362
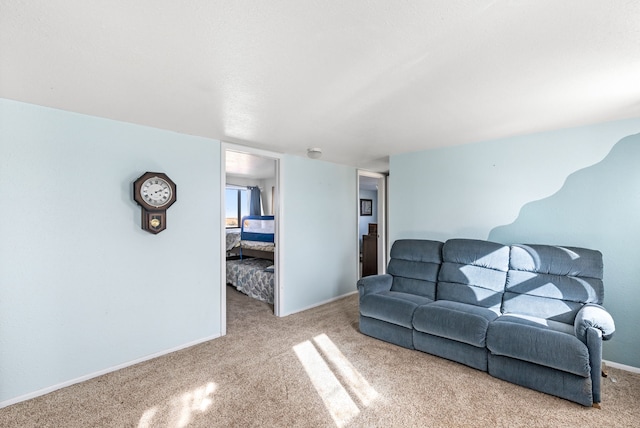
left=487, top=133, right=640, bottom=366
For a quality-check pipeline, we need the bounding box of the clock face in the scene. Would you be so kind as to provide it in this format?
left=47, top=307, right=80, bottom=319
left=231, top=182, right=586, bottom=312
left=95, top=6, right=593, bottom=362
left=140, top=176, right=173, bottom=208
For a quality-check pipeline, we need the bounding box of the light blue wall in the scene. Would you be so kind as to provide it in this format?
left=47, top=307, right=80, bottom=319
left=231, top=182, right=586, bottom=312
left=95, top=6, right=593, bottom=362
left=0, top=99, right=360, bottom=405
left=358, top=189, right=378, bottom=250
left=389, top=118, right=640, bottom=368
left=280, top=155, right=358, bottom=314
left=0, top=99, right=222, bottom=403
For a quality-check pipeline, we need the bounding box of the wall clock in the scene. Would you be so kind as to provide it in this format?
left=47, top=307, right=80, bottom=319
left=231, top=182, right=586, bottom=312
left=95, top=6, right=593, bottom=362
left=133, top=172, right=177, bottom=234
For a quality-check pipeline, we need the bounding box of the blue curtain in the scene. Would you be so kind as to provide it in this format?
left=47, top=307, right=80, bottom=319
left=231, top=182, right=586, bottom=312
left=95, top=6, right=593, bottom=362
left=249, top=186, right=261, bottom=216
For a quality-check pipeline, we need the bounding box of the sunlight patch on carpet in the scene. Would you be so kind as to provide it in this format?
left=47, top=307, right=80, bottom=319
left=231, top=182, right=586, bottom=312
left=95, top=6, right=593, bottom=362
left=313, top=333, right=379, bottom=406
left=137, top=407, right=158, bottom=428
left=294, top=335, right=379, bottom=427
left=137, top=382, right=217, bottom=428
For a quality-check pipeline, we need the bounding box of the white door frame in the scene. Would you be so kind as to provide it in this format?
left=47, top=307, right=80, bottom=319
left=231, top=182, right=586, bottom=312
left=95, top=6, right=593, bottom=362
left=220, top=143, right=283, bottom=336
left=357, top=170, right=388, bottom=275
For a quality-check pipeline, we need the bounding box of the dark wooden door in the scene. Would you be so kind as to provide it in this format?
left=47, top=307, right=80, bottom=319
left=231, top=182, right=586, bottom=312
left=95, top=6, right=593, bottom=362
left=362, top=234, right=378, bottom=277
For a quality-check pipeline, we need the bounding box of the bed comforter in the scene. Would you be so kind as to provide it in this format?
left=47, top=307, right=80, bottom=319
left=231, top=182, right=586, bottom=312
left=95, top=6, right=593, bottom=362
left=226, top=258, right=274, bottom=304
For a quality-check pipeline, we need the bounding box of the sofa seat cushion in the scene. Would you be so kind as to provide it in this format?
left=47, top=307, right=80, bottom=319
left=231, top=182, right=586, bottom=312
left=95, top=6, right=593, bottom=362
left=487, top=315, right=590, bottom=377
left=360, top=291, right=433, bottom=329
left=412, top=300, right=499, bottom=348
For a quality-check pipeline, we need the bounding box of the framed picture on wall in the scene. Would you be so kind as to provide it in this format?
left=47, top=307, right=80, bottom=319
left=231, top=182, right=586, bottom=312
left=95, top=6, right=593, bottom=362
left=360, top=199, right=373, bottom=216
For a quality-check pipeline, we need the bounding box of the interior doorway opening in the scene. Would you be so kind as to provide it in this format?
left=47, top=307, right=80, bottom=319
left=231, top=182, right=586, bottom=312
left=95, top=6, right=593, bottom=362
left=357, top=171, right=387, bottom=279
left=221, top=145, right=282, bottom=335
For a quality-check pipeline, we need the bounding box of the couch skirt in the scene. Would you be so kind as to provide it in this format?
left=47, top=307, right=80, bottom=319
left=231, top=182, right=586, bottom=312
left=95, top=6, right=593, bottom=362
left=488, top=354, right=593, bottom=406
left=413, top=331, right=488, bottom=371
left=359, top=315, right=414, bottom=349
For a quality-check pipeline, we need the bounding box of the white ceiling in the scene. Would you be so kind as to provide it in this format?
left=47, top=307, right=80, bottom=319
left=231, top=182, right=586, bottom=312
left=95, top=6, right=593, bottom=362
left=2, top=1, right=640, bottom=172
left=226, top=150, right=275, bottom=180
left=359, top=175, right=379, bottom=192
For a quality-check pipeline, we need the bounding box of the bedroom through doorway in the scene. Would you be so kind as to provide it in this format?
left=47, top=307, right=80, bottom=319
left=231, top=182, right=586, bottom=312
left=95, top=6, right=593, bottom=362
left=223, top=147, right=281, bottom=331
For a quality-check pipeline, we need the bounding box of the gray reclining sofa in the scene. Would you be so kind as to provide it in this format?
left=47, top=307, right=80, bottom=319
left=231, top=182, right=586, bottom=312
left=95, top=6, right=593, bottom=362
left=358, top=238, right=615, bottom=407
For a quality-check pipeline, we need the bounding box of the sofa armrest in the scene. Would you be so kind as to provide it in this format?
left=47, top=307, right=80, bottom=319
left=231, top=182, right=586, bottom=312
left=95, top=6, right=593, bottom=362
left=357, top=274, right=393, bottom=298
left=574, top=304, right=615, bottom=343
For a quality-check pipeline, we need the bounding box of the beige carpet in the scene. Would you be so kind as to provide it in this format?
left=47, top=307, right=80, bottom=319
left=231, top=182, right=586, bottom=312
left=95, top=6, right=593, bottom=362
left=1, top=286, right=639, bottom=427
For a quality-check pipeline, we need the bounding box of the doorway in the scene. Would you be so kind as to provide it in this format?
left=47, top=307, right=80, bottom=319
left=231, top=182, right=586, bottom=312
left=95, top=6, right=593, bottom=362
left=221, top=144, right=282, bottom=335
left=357, top=171, right=387, bottom=278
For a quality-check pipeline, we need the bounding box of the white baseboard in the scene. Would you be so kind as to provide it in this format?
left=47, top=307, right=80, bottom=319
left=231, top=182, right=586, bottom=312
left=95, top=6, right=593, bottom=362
left=281, top=290, right=358, bottom=317
left=603, top=359, right=640, bottom=374
left=2, top=331, right=636, bottom=409
left=0, top=334, right=221, bottom=409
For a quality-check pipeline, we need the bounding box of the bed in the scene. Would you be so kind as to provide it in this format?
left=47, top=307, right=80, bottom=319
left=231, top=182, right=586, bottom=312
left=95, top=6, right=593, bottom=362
left=226, top=228, right=241, bottom=252
left=226, top=258, right=274, bottom=304
left=227, top=215, right=275, bottom=261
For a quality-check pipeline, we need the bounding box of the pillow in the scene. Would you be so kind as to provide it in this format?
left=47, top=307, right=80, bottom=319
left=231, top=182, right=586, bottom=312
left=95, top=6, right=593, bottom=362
left=264, top=265, right=275, bottom=273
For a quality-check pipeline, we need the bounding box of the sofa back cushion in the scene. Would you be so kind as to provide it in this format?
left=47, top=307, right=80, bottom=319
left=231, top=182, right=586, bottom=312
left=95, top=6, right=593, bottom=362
left=437, top=239, right=510, bottom=312
left=388, top=239, right=443, bottom=300
left=503, top=244, right=604, bottom=323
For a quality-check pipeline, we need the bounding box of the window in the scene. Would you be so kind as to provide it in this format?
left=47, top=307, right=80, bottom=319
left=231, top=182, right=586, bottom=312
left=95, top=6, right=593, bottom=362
left=225, top=187, right=249, bottom=228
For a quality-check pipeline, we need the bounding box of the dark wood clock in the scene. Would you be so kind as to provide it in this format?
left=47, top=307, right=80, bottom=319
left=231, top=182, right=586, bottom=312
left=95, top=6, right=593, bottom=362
left=133, top=172, right=177, bottom=234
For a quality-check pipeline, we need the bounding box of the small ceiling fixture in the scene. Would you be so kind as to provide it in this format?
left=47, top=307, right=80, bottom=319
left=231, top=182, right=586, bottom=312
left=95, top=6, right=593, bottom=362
left=307, top=148, right=323, bottom=159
